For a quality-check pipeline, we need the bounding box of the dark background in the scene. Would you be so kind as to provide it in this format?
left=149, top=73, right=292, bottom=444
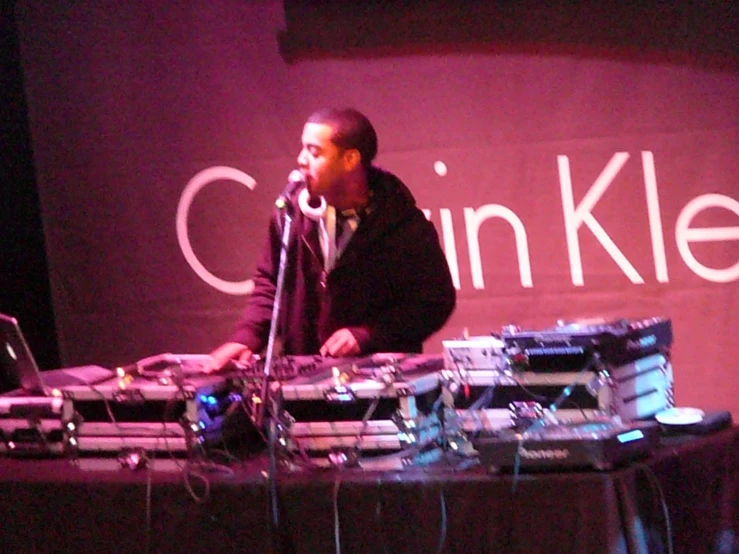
left=1, top=1, right=59, bottom=369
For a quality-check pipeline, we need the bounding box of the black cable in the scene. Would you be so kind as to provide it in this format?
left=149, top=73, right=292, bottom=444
left=511, top=353, right=601, bottom=492
left=182, top=460, right=213, bottom=503
left=162, top=387, right=190, bottom=469
left=507, top=374, right=551, bottom=403
left=162, top=383, right=215, bottom=505
left=91, top=384, right=127, bottom=442
left=436, top=487, right=447, bottom=554
left=562, top=399, right=589, bottom=421
left=507, top=374, right=590, bottom=420
left=149, top=378, right=224, bottom=505
left=254, top=388, right=329, bottom=471
left=543, top=353, right=601, bottom=418
left=268, top=416, right=280, bottom=535
left=210, top=394, right=254, bottom=464
left=511, top=434, right=526, bottom=493
left=169, top=393, right=220, bottom=504
left=635, top=463, right=674, bottom=554
left=205, top=447, right=240, bottom=466
left=264, top=386, right=285, bottom=554
left=133, top=381, right=217, bottom=507
left=167, top=379, right=238, bottom=504
left=349, top=434, right=441, bottom=466
left=283, top=433, right=332, bottom=471
left=351, top=379, right=405, bottom=467
left=74, top=378, right=156, bottom=552
left=374, top=479, right=392, bottom=554
left=234, top=393, right=270, bottom=445
left=333, top=475, right=342, bottom=554
left=468, top=384, right=496, bottom=410
left=75, top=364, right=243, bottom=552
left=352, top=395, right=382, bottom=453
left=145, top=456, right=153, bottom=554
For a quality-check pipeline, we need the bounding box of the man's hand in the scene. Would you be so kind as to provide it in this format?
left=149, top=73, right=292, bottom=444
left=320, top=328, right=361, bottom=357
left=203, top=341, right=253, bottom=373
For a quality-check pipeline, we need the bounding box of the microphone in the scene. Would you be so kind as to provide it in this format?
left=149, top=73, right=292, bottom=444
left=275, top=170, right=305, bottom=209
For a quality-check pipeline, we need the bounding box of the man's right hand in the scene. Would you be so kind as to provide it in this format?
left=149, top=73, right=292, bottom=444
left=203, top=342, right=253, bottom=373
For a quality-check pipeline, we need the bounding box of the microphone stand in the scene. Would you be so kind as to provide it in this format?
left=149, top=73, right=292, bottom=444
left=256, top=195, right=294, bottom=554
left=254, top=200, right=293, bottom=430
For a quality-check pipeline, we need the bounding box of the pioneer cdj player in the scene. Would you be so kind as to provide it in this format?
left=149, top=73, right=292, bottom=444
left=501, top=317, right=673, bottom=371
left=474, top=420, right=661, bottom=472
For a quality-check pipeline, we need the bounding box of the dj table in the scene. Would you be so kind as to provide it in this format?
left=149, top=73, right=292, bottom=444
left=0, top=426, right=736, bottom=554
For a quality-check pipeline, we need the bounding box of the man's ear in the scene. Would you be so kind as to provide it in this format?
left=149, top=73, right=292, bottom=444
left=342, top=149, right=361, bottom=171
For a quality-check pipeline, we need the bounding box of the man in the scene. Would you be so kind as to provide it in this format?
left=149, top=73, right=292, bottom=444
left=207, top=108, right=455, bottom=370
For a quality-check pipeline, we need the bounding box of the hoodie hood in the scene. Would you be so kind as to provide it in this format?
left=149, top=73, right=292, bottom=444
left=365, top=166, right=419, bottom=226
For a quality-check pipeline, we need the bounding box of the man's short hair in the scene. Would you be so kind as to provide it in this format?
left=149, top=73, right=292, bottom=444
left=307, top=108, right=378, bottom=167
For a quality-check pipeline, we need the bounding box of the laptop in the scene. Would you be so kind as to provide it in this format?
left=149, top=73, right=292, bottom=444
left=0, top=313, right=114, bottom=401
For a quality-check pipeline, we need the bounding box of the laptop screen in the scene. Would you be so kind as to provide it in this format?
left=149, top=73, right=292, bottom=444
left=0, top=313, right=48, bottom=395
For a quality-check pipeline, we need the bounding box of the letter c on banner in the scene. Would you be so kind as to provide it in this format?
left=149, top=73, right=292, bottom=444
left=176, top=166, right=257, bottom=295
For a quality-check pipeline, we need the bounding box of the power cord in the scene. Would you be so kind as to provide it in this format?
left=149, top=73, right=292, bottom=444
left=634, top=463, right=674, bottom=554
left=267, top=413, right=281, bottom=552
left=374, top=479, right=392, bottom=554
left=349, top=395, right=383, bottom=465
left=66, top=366, right=251, bottom=554
left=507, top=374, right=590, bottom=420
left=145, top=457, right=153, bottom=554
left=436, top=486, right=448, bottom=554
left=333, top=475, right=342, bottom=554
left=371, top=479, right=448, bottom=554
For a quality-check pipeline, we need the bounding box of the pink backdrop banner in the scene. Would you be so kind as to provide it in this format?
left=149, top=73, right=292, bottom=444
left=15, top=1, right=739, bottom=417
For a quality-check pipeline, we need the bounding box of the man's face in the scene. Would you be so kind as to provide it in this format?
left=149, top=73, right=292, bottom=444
left=297, top=122, right=348, bottom=204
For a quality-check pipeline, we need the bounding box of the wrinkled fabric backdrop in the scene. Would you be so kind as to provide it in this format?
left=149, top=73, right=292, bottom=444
left=14, top=1, right=738, bottom=417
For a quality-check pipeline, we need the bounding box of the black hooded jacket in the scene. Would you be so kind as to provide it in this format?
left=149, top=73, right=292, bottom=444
left=230, top=167, right=456, bottom=355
